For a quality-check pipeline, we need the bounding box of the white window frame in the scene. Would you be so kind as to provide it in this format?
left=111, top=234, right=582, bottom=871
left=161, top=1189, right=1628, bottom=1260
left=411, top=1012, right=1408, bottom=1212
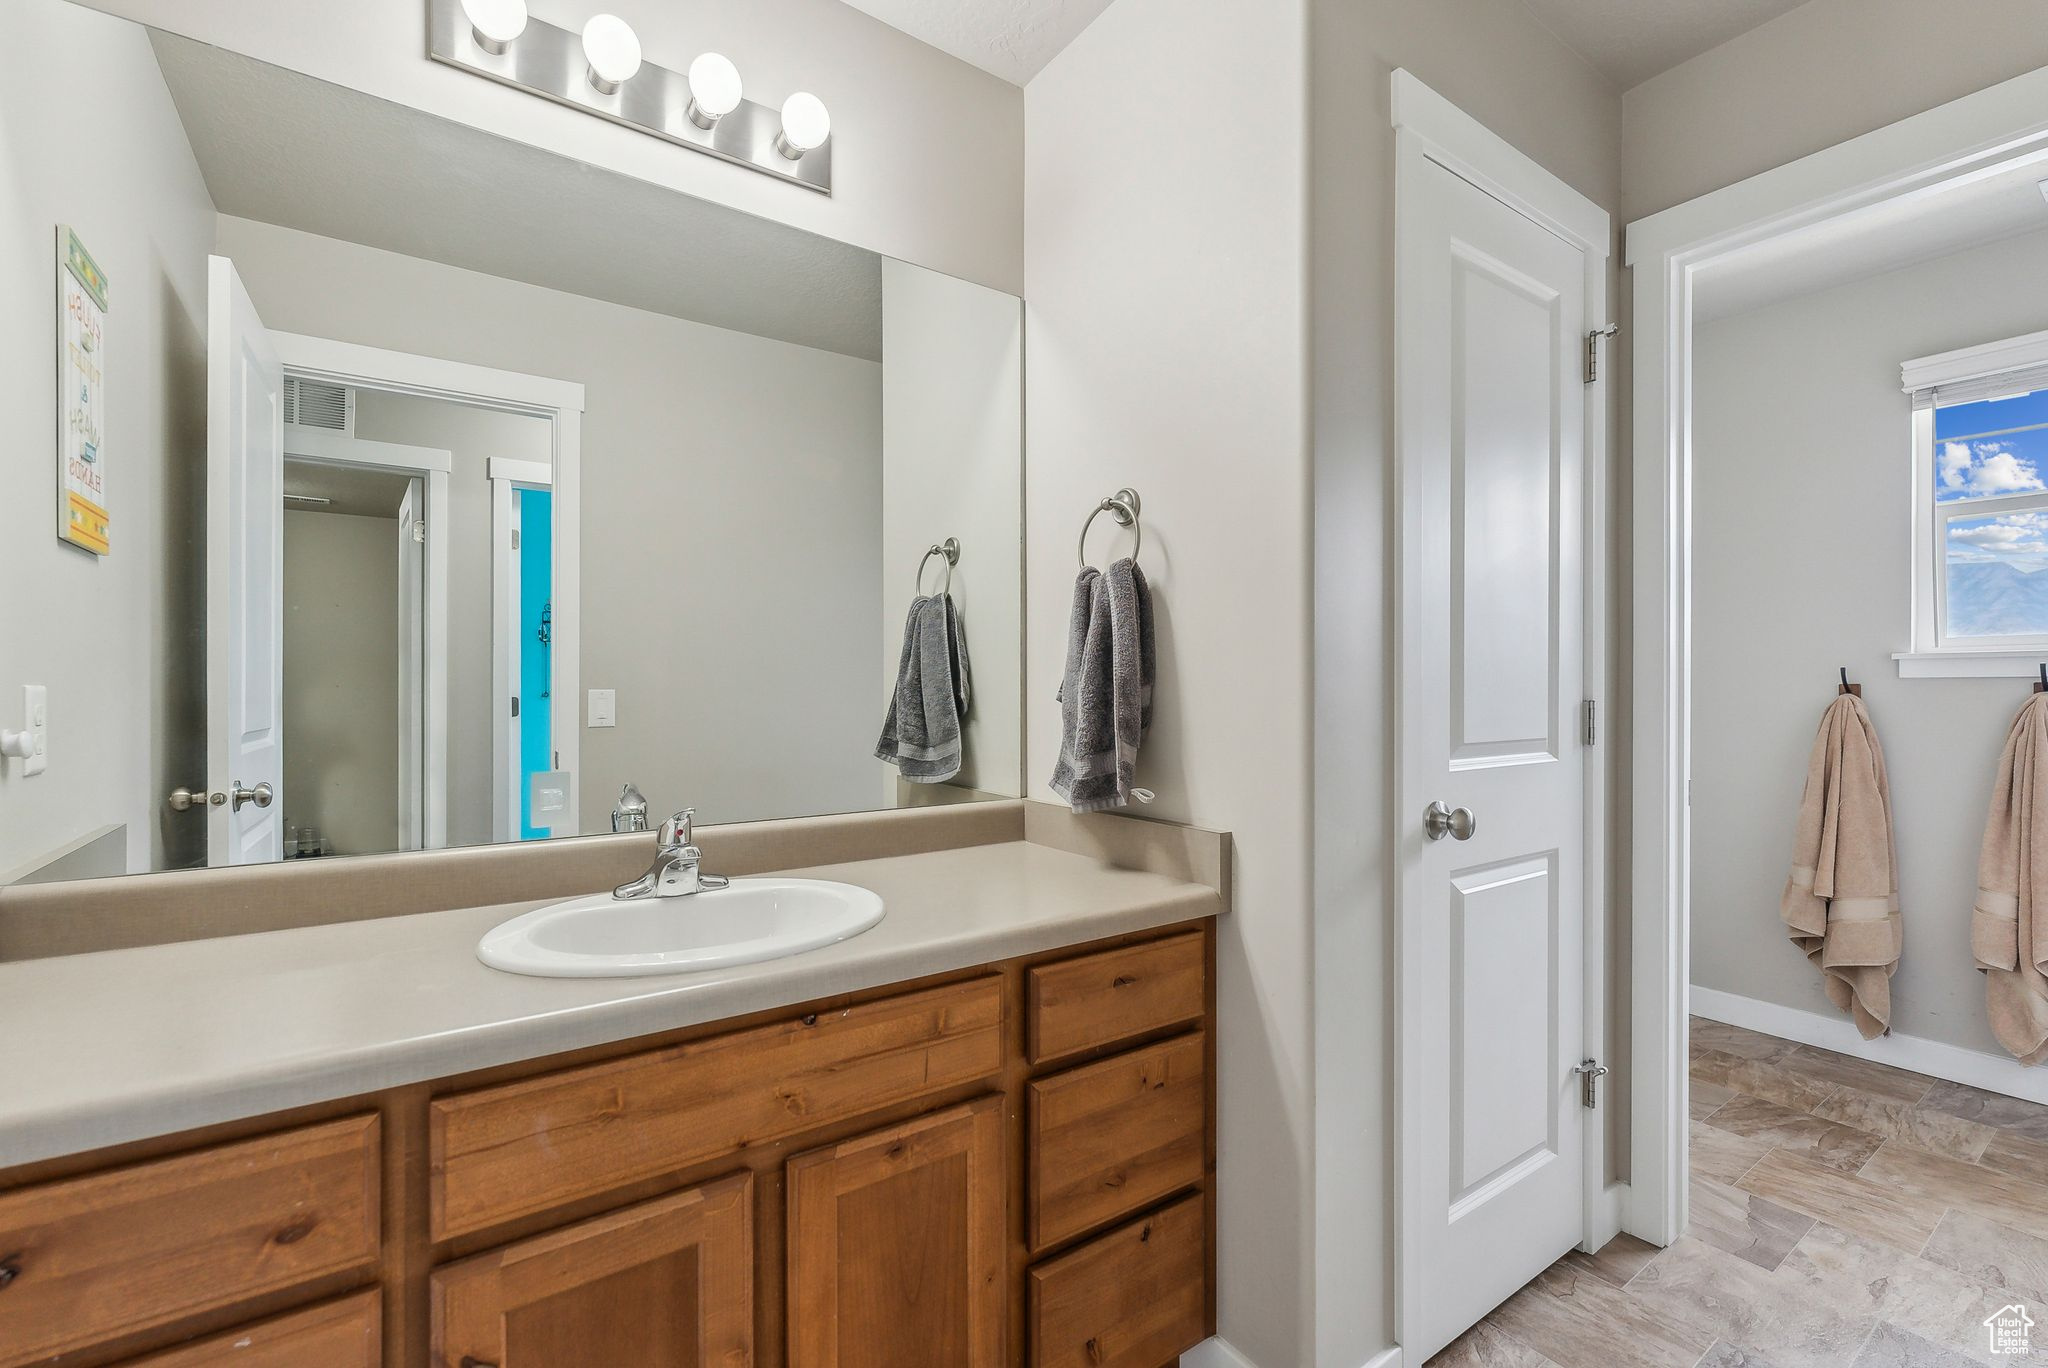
left=1897, top=326, right=2048, bottom=678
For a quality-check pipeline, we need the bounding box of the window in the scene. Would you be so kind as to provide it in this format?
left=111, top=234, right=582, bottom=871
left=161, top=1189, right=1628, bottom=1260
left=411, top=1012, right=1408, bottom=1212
left=1901, top=330, right=2048, bottom=674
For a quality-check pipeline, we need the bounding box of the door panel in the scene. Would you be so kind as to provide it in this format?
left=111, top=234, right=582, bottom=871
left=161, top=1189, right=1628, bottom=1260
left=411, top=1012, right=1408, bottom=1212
left=206, top=256, right=285, bottom=866
left=1399, top=150, right=1589, bottom=1360
left=786, top=1096, right=1004, bottom=1368
left=1451, top=250, right=1560, bottom=765
left=432, top=1172, right=752, bottom=1368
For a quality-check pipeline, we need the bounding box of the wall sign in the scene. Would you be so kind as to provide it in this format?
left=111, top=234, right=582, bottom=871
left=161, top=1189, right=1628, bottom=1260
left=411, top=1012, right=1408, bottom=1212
left=57, top=225, right=110, bottom=555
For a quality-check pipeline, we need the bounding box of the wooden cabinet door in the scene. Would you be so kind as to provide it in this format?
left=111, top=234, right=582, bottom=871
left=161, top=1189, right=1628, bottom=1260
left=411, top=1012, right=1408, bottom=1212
left=786, top=1096, right=1005, bottom=1368
left=432, top=1172, right=752, bottom=1368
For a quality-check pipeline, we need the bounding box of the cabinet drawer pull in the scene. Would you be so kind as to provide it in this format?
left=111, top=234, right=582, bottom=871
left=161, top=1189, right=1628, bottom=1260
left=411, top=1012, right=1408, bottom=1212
left=462, top=1357, right=498, bottom=1368
left=0, top=1256, right=20, bottom=1288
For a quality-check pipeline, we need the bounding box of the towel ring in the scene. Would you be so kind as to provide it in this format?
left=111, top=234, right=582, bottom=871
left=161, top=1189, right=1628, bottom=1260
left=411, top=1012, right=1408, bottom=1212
left=917, top=538, right=959, bottom=596
left=1078, top=488, right=1142, bottom=569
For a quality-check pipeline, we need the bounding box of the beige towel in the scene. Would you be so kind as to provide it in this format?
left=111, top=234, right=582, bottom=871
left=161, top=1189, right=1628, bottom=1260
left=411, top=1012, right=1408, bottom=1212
left=1781, top=694, right=1901, bottom=1039
left=1974, top=694, right=2048, bottom=1064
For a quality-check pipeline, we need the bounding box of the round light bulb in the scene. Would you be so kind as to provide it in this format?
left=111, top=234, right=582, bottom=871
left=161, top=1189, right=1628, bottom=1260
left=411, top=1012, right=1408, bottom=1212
left=776, top=91, right=831, bottom=159
left=461, top=0, right=526, bottom=52
left=685, top=52, right=742, bottom=128
left=581, top=14, right=642, bottom=94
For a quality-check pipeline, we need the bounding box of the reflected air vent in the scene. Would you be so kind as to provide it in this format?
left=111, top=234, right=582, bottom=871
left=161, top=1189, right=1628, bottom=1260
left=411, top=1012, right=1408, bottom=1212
left=284, top=377, right=353, bottom=433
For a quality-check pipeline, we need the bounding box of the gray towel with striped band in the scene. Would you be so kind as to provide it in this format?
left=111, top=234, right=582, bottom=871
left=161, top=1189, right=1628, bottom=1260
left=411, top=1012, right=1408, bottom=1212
left=876, top=593, right=972, bottom=783
left=1050, top=559, right=1154, bottom=813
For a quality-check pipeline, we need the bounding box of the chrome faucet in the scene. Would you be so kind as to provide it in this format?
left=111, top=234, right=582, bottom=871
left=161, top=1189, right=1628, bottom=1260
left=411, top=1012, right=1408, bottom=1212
left=614, top=808, right=731, bottom=900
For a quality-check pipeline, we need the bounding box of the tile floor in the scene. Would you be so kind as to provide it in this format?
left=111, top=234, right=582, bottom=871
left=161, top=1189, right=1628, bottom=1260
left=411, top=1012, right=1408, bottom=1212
left=1427, top=1017, right=2048, bottom=1368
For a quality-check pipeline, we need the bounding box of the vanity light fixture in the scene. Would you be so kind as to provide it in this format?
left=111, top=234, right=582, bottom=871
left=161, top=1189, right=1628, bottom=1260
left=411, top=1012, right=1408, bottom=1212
left=581, top=14, right=642, bottom=95
left=426, top=0, right=833, bottom=193
left=459, top=0, right=527, bottom=54
left=685, top=52, right=742, bottom=129
left=775, top=92, right=831, bottom=159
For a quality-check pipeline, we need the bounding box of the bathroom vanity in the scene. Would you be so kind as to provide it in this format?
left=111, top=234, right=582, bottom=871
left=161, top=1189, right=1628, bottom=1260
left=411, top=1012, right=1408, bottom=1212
left=0, top=805, right=1224, bottom=1368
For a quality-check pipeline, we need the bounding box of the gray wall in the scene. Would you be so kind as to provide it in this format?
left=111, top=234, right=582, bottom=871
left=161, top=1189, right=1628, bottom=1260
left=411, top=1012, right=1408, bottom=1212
left=0, top=0, right=215, bottom=880
left=1621, top=0, right=2048, bottom=221
left=217, top=215, right=884, bottom=838
left=880, top=258, right=1023, bottom=799
left=350, top=392, right=551, bottom=848
left=1693, top=227, right=2048, bottom=1059
left=283, top=508, right=400, bottom=856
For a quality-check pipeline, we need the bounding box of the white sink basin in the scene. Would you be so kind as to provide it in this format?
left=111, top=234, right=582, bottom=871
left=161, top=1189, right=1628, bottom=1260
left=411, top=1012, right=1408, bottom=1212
left=478, top=878, right=885, bottom=978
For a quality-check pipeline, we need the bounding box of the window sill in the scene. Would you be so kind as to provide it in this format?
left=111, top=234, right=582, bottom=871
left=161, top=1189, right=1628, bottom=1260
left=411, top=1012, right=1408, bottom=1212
left=1894, top=650, right=2048, bottom=679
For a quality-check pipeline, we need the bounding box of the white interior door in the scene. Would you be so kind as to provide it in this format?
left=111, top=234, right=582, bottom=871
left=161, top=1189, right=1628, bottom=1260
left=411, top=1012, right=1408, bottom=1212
left=397, top=476, right=426, bottom=851
left=205, top=256, right=285, bottom=866
left=1397, top=155, right=1591, bottom=1358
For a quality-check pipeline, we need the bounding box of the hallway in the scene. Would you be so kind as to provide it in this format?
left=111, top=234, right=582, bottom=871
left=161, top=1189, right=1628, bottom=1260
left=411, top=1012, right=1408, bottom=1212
left=1428, top=1018, right=2048, bottom=1367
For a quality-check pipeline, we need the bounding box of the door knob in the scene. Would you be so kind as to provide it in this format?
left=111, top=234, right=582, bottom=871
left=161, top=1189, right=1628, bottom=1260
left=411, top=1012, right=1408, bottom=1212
left=1423, top=800, right=1477, bottom=842
left=230, top=781, right=274, bottom=812
left=167, top=786, right=214, bottom=812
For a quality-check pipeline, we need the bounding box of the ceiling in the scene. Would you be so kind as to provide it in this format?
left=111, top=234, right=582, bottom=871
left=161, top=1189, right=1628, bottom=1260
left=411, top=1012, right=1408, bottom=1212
left=839, top=0, right=1809, bottom=91
left=837, top=0, right=1116, bottom=85
left=1519, top=0, right=1811, bottom=89
left=149, top=32, right=884, bottom=361
left=283, top=459, right=414, bottom=519
left=1694, top=157, right=2048, bottom=322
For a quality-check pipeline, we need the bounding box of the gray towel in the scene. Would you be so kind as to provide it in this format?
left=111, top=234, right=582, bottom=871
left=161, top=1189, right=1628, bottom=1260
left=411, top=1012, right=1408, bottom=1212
left=876, top=594, right=972, bottom=783
left=1050, top=559, right=1154, bottom=813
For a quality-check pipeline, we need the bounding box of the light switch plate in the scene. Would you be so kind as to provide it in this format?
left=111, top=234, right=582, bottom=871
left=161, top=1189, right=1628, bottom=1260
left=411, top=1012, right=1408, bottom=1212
left=587, top=688, right=616, bottom=728
left=529, top=769, right=570, bottom=830
left=23, top=685, right=47, bottom=777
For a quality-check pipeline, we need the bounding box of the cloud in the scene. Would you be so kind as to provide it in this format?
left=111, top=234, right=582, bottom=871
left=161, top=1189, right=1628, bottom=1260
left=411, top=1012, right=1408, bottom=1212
left=1940, top=440, right=2047, bottom=498
left=1951, top=510, right=2048, bottom=556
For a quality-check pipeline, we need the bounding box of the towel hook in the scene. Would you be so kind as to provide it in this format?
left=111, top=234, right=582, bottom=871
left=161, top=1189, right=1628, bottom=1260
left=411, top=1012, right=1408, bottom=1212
left=1078, top=488, right=1143, bottom=569
left=916, top=537, right=959, bottom=597
left=1838, top=666, right=1860, bottom=698
left=2035, top=663, right=2047, bottom=695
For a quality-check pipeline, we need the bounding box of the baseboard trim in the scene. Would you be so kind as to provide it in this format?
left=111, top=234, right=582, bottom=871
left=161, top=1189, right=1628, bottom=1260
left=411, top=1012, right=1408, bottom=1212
left=1180, top=1339, right=1257, bottom=1368
left=1690, top=985, right=2048, bottom=1104
left=1178, top=1338, right=1400, bottom=1368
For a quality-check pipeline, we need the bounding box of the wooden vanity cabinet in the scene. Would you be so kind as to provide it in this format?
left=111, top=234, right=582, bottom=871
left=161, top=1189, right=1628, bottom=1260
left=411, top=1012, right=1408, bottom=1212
left=0, top=918, right=1215, bottom=1368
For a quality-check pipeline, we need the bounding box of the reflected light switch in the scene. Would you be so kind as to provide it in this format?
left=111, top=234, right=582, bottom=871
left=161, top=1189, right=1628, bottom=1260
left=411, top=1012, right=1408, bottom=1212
left=588, top=688, right=617, bottom=728
left=530, top=770, right=570, bottom=831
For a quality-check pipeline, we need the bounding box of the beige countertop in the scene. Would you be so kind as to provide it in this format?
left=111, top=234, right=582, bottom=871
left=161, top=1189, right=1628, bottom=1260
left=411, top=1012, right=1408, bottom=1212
left=0, top=839, right=1221, bottom=1168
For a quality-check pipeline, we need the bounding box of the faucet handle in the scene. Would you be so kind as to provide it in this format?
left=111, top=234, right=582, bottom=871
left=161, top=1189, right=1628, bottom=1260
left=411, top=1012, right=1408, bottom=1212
left=660, top=808, right=696, bottom=850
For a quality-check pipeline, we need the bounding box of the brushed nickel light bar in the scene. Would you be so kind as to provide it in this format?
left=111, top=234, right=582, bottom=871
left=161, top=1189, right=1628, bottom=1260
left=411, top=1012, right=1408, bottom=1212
left=427, top=0, right=835, bottom=195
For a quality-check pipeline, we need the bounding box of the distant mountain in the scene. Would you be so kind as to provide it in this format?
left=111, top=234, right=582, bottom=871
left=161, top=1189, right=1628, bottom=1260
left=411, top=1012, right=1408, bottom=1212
left=1951, top=560, right=2048, bottom=637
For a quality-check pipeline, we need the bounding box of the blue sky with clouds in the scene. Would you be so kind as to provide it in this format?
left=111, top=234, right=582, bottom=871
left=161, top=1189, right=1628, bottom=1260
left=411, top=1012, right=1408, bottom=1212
left=1939, top=396, right=2048, bottom=632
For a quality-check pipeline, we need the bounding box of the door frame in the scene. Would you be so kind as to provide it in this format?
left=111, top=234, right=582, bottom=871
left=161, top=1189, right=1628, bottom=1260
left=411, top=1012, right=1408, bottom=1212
left=1624, top=62, right=2048, bottom=1247
left=489, top=457, right=554, bottom=842
left=281, top=423, right=453, bottom=849
left=269, top=333, right=588, bottom=836
left=1390, top=70, right=1614, bottom=1360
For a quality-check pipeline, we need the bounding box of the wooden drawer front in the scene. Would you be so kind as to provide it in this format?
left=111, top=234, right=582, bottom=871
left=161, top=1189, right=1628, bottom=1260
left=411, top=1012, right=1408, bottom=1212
left=431, top=976, right=1004, bottom=1238
left=1027, top=932, right=1205, bottom=1065
left=434, top=1172, right=752, bottom=1368
left=1028, top=1033, right=1205, bottom=1252
left=0, top=1115, right=381, bottom=1368
left=1029, top=1194, right=1207, bottom=1368
left=787, top=1097, right=1006, bottom=1368
left=119, top=1290, right=382, bottom=1367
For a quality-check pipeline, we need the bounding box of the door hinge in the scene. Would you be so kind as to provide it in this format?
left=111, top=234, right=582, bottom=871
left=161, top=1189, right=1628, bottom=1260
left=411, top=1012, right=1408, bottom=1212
left=1585, top=325, right=1619, bottom=384
left=1573, top=1059, right=1609, bottom=1109
left=1582, top=699, right=1597, bottom=747
left=511, top=528, right=521, bottom=551
left=511, top=696, right=520, bottom=719
left=412, top=520, right=427, bottom=544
